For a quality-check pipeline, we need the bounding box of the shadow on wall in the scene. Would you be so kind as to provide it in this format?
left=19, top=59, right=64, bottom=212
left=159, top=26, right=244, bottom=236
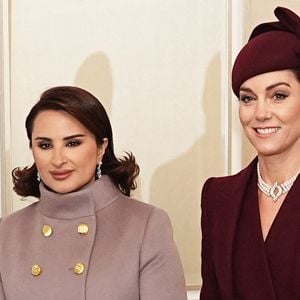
left=73, top=51, right=142, bottom=200
left=149, top=54, right=226, bottom=286
left=74, top=51, right=113, bottom=117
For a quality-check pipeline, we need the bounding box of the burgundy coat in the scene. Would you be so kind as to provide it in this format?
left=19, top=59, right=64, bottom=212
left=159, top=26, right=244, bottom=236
left=0, top=176, right=187, bottom=300
left=200, top=158, right=300, bottom=299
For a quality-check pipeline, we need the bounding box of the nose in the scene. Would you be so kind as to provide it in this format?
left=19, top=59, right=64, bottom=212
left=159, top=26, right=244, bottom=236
left=255, top=99, right=272, bottom=121
left=51, top=148, right=67, bottom=167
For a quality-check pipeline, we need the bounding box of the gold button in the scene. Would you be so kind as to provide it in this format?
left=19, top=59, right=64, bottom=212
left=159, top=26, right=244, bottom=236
left=77, top=223, right=89, bottom=235
left=73, top=262, right=85, bottom=275
left=42, top=225, right=53, bottom=237
left=31, top=264, right=42, bottom=276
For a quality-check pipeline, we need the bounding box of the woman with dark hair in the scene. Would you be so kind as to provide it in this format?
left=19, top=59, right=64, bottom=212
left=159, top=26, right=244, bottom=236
left=200, top=6, right=300, bottom=300
left=0, top=86, right=187, bottom=300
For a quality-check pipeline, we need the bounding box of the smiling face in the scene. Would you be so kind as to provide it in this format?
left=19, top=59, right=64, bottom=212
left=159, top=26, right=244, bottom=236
left=31, top=110, right=108, bottom=194
left=239, top=69, right=300, bottom=158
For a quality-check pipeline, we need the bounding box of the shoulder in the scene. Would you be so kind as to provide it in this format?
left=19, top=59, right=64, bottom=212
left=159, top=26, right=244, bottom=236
left=106, top=194, right=175, bottom=245
left=201, top=157, right=257, bottom=215
left=112, top=194, right=170, bottom=225
left=202, top=157, right=257, bottom=194
left=0, top=202, right=39, bottom=235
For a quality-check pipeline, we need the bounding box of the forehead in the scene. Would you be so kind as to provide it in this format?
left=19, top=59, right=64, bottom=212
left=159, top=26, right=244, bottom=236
left=241, top=70, right=298, bottom=89
left=32, top=110, right=91, bottom=137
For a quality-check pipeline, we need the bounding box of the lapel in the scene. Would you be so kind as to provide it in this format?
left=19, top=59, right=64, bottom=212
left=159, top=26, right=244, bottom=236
left=265, top=173, right=300, bottom=246
left=233, top=166, right=276, bottom=299
left=209, top=158, right=257, bottom=298
left=207, top=158, right=300, bottom=298
left=263, top=174, right=300, bottom=297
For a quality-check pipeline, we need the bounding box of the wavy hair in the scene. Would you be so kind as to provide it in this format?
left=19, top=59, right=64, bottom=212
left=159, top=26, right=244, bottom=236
left=12, top=86, right=139, bottom=197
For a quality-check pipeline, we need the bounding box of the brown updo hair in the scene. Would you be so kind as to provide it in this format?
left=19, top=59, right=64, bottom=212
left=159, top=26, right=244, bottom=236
left=12, top=86, right=139, bottom=197
left=292, top=68, right=300, bottom=82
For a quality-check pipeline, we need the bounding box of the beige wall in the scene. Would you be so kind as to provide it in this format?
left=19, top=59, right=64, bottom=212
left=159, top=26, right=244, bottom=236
left=2, top=0, right=231, bottom=288
left=1, top=0, right=299, bottom=294
left=0, top=0, right=10, bottom=217
left=3, top=0, right=230, bottom=288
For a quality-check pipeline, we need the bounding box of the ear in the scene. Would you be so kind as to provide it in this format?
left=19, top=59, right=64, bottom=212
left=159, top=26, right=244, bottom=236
left=97, top=138, right=108, bottom=162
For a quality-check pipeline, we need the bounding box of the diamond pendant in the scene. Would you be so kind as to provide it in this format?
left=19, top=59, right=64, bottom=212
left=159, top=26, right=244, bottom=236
left=257, top=162, right=299, bottom=202
left=269, top=182, right=283, bottom=202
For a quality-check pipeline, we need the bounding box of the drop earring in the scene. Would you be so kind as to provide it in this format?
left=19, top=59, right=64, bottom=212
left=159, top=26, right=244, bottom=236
left=37, top=172, right=41, bottom=182
left=96, top=162, right=102, bottom=179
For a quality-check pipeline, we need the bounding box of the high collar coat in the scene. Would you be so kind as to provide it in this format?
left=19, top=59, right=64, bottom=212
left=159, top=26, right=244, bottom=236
left=200, top=158, right=300, bottom=300
left=0, top=176, right=187, bottom=300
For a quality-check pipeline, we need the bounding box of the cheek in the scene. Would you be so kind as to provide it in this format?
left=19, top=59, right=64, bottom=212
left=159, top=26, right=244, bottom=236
left=77, top=145, right=99, bottom=165
left=285, top=105, right=300, bottom=122
left=272, top=106, right=298, bottom=127
left=32, top=148, right=44, bottom=166
left=239, top=108, right=248, bottom=126
left=31, top=146, right=53, bottom=170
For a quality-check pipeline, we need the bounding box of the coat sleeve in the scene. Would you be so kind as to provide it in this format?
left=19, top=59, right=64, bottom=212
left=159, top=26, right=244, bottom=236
left=200, top=178, right=220, bottom=300
left=139, top=207, right=187, bottom=300
left=0, top=274, right=5, bottom=300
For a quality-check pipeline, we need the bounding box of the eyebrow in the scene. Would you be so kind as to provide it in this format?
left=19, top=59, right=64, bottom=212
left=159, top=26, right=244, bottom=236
left=240, top=82, right=291, bottom=93
left=265, top=82, right=291, bottom=91
left=239, top=87, right=253, bottom=93
left=34, top=134, right=86, bottom=141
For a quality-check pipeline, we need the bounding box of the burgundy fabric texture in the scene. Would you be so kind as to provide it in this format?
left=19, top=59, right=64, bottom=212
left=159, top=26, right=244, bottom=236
left=200, top=158, right=300, bottom=299
left=232, top=6, right=300, bottom=96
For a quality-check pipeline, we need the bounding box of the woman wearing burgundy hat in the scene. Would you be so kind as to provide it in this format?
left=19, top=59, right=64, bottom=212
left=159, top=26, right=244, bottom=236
left=200, top=6, right=300, bottom=300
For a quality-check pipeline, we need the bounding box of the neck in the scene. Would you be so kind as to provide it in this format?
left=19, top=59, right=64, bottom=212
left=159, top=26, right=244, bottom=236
left=258, top=154, right=300, bottom=184
left=257, top=139, right=300, bottom=182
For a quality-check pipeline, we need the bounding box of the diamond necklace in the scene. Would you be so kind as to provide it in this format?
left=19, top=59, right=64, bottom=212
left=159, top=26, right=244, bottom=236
left=257, top=162, right=299, bottom=202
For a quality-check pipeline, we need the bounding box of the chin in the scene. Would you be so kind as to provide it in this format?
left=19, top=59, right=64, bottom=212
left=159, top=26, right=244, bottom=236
left=45, top=182, right=78, bottom=194
left=256, top=147, right=283, bottom=157
left=249, top=140, right=279, bottom=156
left=44, top=176, right=95, bottom=194
left=51, top=187, right=74, bottom=194
left=53, top=182, right=95, bottom=194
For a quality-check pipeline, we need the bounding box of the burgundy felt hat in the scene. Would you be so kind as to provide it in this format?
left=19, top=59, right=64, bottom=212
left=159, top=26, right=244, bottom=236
left=231, top=6, right=300, bottom=97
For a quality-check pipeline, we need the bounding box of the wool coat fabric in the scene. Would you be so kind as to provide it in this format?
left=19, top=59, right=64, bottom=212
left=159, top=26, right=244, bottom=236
left=0, top=176, right=187, bottom=300
left=200, top=158, right=300, bottom=299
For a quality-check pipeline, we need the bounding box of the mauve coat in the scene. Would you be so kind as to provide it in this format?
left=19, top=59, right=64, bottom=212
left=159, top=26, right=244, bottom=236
left=0, top=176, right=187, bottom=300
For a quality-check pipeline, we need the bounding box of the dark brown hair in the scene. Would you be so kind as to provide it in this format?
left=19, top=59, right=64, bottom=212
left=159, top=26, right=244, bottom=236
left=12, top=86, right=139, bottom=197
left=292, top=68, right=300, bottom=82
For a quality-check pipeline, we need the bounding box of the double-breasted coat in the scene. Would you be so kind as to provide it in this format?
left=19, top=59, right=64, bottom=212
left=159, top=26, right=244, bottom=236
left=200, top=158, right=300, bottom=299
left=0, top=176, right=187, bottom=300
